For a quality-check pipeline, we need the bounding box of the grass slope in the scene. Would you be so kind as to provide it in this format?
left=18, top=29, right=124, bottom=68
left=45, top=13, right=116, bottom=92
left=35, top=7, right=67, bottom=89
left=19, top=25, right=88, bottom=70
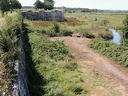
left=23, top=31, right=88, bottom=96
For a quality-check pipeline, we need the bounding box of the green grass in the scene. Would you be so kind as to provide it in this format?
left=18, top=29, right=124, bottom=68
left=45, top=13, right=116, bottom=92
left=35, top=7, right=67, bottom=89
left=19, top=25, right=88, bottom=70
left=23, top=12, right=127, bottom=95
left=26, top=12, right=119, bottom=40
left=0, top=11, right=23, bottom=95
left=89, top=38, right=128, bottom=66
left=23, top=31, right=88, bottom=96
left=64, top=13, right=125, bottom=28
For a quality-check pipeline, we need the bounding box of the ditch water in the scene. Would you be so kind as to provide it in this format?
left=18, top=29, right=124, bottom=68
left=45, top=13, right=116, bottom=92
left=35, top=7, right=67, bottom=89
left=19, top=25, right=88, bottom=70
left=109, top=28, right=121, bottom=45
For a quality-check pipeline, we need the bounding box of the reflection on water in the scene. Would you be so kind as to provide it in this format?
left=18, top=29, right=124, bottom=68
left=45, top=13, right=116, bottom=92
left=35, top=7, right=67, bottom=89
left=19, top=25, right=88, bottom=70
left=109, top=29, right=121, bottom=45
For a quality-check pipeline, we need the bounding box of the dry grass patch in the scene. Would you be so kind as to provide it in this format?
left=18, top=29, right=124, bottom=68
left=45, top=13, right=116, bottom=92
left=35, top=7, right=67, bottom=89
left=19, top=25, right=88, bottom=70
left=28, top=21, right=53, bottom=27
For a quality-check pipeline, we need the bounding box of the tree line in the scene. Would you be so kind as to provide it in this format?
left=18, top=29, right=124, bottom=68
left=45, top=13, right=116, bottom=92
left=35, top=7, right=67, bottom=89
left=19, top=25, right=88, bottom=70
left=122, top=15, right=128, bottom=46
left=0, top=0, right=21, bottom=16
left=34, top=0, right=54, bottom=10
left=55, top=7, right=98, bottom=13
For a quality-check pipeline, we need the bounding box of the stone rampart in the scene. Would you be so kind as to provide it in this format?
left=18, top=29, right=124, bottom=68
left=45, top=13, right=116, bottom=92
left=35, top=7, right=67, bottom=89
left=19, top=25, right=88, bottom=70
left=22, top=11, right=64, bottom=21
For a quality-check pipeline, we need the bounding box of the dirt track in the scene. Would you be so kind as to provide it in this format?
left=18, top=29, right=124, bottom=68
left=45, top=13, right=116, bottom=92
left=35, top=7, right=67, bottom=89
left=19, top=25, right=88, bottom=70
left=50, top=36, right=128, bottom=96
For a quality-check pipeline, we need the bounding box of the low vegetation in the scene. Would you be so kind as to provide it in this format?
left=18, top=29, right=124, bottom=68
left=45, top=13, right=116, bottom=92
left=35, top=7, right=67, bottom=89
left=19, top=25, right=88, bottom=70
left=122, top=15, right=128, bottom=46
left=65, top=13, right=125, bottom=28
left=0, top=12, right=22, bottom=95
left=27, top=21, right=73, bottom=37
left=26, top=13, right=116, bottom=40
left=89, top=38, right=128, bottom=66
left=23, top=30, right=88, bottom=95
left=89, top=14, right=128, bottom=67
left=24, top=12, right=125, bottom=95
left=0, top=8, right=126, bottom=95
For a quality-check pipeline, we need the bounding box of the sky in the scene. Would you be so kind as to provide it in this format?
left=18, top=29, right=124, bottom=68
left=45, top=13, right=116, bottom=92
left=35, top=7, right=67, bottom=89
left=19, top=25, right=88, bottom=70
left=19, top=0, right=128, bottom=10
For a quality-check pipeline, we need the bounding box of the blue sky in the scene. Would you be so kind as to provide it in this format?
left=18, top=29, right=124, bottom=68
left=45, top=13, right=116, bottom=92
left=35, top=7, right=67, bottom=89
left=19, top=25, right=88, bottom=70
left=19, top=0, right=128, bottom=10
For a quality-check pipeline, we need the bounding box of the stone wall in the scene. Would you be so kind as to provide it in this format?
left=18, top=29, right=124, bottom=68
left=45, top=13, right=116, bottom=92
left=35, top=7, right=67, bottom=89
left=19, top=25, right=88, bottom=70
left=22, top=11, right=64, bottom=21
left=11, top=36, right=29, bottom=96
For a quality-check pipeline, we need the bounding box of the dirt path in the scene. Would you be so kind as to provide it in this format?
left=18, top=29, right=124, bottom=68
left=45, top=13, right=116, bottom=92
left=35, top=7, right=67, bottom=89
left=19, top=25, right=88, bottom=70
left=50, top=36, right=128, bottom=96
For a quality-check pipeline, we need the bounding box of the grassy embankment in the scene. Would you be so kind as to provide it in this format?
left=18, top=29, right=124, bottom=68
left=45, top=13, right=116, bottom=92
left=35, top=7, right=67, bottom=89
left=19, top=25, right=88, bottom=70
left=0, top=12, right=22, bottom=95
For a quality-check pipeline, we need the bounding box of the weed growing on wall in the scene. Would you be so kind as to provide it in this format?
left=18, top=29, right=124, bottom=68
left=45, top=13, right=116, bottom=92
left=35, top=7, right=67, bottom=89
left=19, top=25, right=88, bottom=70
left=0, top=12, right=23, bottom=95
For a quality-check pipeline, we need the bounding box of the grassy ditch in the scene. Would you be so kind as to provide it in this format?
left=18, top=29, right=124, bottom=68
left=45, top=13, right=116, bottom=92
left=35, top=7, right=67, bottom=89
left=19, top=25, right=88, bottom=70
left=89, top=38, right=128, bottom=66
left=23, top=30, right=88, bottom=95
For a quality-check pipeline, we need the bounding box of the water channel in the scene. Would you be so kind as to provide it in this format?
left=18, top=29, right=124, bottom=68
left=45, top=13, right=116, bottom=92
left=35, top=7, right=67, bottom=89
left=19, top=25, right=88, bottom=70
left=109, top=28, right=121, bottom=45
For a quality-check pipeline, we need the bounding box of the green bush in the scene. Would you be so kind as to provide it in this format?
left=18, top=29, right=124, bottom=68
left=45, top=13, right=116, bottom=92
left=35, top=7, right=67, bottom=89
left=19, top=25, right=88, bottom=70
left=83, top=31, right=95, bottom=38
left=52, top=23, right=60, bottom=33
left=101, top=19, right=109, bottom=26
left=27, top=23, right=74, bottom=37
left=46, top=29, right=57, bottom=37
left=78, top=28, right=95, bottom=38
left=73, top=85, right=84, bottom=94
left=64, top=62, right=77, bottom=71
left=60, top=29, right=73, bottom=36
left=98, top=31, right=113, bottom=40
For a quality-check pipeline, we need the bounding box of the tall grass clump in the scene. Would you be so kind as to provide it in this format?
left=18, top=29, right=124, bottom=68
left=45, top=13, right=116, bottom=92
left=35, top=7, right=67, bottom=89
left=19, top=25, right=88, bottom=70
left=98, top=31, right=113, bottom=40
left=23, top=31, right=88, bottom=96
left=89, top=38, right=128, bottom=66
left=101, top=19, right=109, bottom=26
left=0, top=12, right=23, bottom=95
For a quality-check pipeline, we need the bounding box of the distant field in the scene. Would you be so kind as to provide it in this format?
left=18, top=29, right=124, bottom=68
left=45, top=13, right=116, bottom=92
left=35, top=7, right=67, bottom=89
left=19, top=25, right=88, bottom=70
left=27, top=12, right=126, bottom=40
left=64, top=13, right=126, bottom=28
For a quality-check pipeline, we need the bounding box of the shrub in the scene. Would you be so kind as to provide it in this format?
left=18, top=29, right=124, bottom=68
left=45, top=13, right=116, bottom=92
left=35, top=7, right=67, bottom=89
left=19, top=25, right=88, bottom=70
left=83, top=31, right=95, bottom=38
left=98, top=31, right=113, bottom=40
left=60, top=29, right=73, bottom=36
left=52, top=23, right=60, bottom=33
left=101, top=19, right=109, bottom=26
left=95, top=18, right=98, bottom=21
left=73, top=85, right=84, bottom=94
left=64, top=62, right=77, bottom=71
left=79, top=28, right=95, bottom=38
left=46, top=29, right=57, bottom=37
